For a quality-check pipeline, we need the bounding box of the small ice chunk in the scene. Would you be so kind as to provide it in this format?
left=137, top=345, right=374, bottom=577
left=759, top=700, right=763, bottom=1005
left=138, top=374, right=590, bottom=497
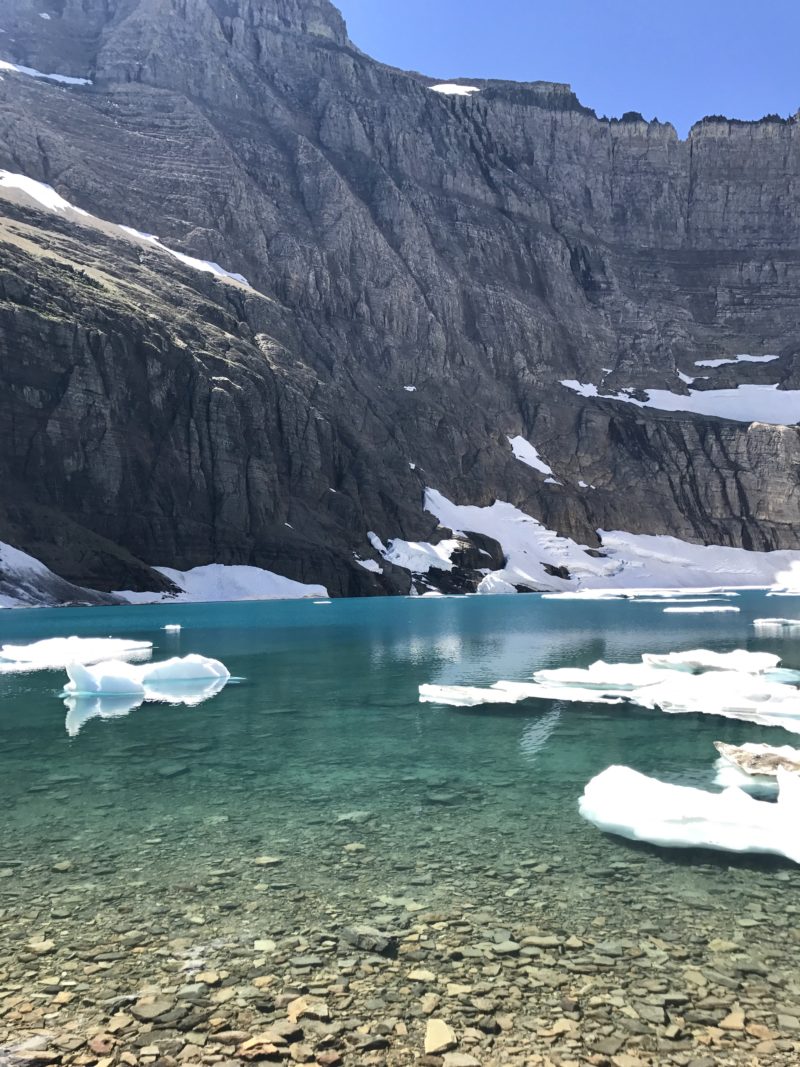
left=403, top=385, right=417, bottom=392
left=163, top=624, right=182, bottom=632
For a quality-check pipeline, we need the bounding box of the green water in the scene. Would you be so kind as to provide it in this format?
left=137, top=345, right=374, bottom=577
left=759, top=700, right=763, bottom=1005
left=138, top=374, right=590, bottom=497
left=2, top=593, right=800, bottom=1061
left=3, top=592, right=799, bottom=880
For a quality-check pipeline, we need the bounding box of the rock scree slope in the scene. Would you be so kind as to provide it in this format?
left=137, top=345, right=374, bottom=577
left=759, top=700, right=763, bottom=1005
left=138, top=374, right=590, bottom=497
left=0, top=0, right=799, bottom=600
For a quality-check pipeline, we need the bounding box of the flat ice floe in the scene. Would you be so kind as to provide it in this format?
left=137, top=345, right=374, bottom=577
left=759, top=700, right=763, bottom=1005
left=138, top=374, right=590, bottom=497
left=560, top=378, right=800, bottom=426
left=663, top=605, right=739, bottom=614
left=579, top=765, right=800, bottom=863
left=642, top=649, right=779, bottom=673
left=421, top=648, right=800, bottom=732
left=0, top=635, right=152, bottom=673
left=117, top=562, right=328, bottom=603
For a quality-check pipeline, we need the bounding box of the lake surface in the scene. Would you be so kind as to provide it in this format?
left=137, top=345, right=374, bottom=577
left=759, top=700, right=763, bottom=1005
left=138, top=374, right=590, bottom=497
left=2, top=592, right=800, bottom=1066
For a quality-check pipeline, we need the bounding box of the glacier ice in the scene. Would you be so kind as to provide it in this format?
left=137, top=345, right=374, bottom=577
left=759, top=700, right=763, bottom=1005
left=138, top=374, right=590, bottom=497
left=579, top=765, right=800, bottom=863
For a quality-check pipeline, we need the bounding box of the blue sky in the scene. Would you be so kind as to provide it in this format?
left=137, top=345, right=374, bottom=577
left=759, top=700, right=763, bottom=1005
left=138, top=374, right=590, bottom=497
left=335, top=0, right=800, bottom=137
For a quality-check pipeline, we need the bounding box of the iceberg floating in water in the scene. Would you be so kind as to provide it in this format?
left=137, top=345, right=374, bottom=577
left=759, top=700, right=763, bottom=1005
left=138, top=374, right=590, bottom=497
left=62, top=654, right=231, bottom=735
left=0, top=635, right=153, bottom=673
left=579, top=765, right=800, bottom=863
left=65, top=653, right=230, bottom=696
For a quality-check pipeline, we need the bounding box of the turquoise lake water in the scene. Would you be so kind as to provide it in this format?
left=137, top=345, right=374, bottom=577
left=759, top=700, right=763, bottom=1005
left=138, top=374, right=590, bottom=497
left=2, top=592, right=799, bottom=872
left=3, top=592, right=800, bottom=1063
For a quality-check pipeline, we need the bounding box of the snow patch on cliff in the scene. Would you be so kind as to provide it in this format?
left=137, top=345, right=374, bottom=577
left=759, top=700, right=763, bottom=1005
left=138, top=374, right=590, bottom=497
left=0, top=170, right=250, bottom=287
left=507, top=435, right=553, bottom=476
left=418, top=488, right=800, bottom=593
left=430, top=83, right=480, bottom=96
left=0, top=58, right=91, bottom=85
left=560, top=378, right=800, bottom=426
left=695, top=354, right=779, bottom=368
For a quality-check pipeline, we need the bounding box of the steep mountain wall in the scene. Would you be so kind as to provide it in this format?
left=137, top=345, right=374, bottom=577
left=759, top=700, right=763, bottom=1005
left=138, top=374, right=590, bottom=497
left=0, top=0, right=798, bottom=597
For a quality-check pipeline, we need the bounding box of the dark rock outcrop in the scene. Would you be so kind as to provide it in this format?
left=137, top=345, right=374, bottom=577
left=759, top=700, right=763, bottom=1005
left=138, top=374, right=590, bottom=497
left=0, top=0, right=798, bottom=598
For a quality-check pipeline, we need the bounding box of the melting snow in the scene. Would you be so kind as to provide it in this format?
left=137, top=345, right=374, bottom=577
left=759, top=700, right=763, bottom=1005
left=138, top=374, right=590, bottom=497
left=0, top=58, right=90, bottom=85
left=354, top=556, right=383, bottom=574
left=419, top=488, right=800, bottom=593
left=430, top=83, right=480, bottom=96
left=579, top=765, right=800, bottom=863
left=507, top=435, right=553, bottom=475
left=0, top=171, right=89, bottom=214
left=560, top=378, right=800, bottom=425
left=0, top=170, right=250, bottom=287
left=119, top=226, right=250, bottom=286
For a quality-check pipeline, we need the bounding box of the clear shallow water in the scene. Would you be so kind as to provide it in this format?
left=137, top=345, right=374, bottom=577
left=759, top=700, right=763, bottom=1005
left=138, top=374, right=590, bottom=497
left=3, top=592, right=800, bottom=1064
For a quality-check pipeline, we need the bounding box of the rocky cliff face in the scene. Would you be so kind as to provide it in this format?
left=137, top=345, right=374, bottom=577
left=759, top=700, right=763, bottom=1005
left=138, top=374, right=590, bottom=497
left=0, top=0, right=798, bottom=599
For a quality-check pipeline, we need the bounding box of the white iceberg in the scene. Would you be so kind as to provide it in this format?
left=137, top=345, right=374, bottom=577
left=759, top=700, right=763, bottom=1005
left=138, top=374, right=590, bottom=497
left=0, top=635, right=152, bottom=673
left=64, top=653, right=230, bottom=697
left=579, top=765, right=800, bottom=863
